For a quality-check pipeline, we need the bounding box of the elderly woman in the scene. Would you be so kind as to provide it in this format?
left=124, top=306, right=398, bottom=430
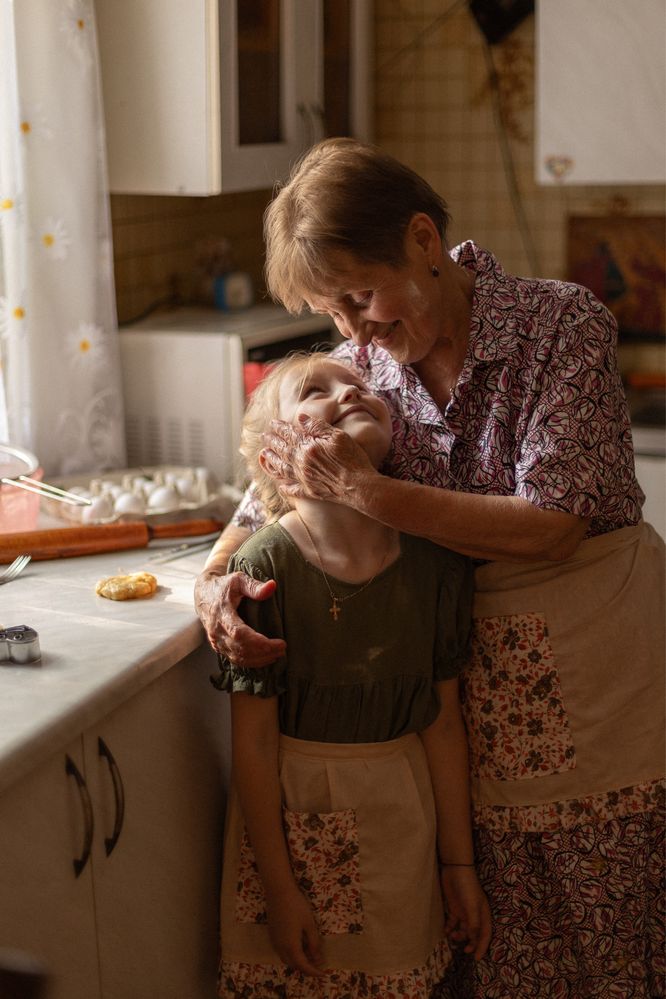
left=195, top=138, right=665, bottom=998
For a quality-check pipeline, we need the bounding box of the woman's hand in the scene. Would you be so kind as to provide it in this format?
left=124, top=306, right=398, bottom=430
left=193, top=568, right=286, bottom=667
left=261, top=415, right=375, bottom=503
left=266, top=886, right=325, bottom=977
left=440, top=866, right=492, bottom=960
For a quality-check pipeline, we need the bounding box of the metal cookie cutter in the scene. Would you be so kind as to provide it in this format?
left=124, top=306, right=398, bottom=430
left=0, top=625, right=41, bottom=666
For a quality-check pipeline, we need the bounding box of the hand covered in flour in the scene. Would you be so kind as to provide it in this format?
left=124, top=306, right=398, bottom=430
left=260, top=415, right=375, bottom=504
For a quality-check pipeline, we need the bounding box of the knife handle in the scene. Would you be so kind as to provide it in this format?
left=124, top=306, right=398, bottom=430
left=147, top=518, right=224, bottom=540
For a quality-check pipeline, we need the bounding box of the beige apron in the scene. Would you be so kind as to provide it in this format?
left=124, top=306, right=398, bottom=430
left=220, top=732, right=449, bottom=980
left=462, top=522, right=665, bottom=826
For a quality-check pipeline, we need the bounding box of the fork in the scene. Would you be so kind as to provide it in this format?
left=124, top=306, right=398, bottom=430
left=0, top=554, right=31, bottom=585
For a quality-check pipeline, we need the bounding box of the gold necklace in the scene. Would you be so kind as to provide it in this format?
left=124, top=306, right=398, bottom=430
left=297, top=513, right=392, bottom=622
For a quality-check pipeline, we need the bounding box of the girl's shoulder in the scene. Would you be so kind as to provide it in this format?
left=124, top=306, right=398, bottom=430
left=230, top=521, right=296, bottom=578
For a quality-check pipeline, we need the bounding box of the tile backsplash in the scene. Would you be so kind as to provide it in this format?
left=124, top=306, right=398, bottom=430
left=110, top=188, right=271, bottom=326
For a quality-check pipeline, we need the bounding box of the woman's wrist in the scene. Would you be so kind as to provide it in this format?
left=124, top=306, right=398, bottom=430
left=438, top=858, right=475, bottom=868
left=345, top=466, right=381, bottom=514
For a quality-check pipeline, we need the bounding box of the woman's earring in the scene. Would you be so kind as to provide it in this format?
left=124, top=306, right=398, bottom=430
left=431, top=265, right=439, bottom=277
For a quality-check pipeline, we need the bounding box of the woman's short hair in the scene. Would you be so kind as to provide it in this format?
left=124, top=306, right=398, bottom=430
left=240, top=350, right=361, bottom=519
left=264, top=137, right=451, bottom=314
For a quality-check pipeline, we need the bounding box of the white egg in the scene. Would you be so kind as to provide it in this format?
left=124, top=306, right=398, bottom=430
left=114, top=491, right=146, bottom=516
left=81, top=494, right=115, bottom=523
left=147, top=484, right=180, bottom=511
left=140, top=479, right=158, bottom=496
left=175, top=474, right=199, bottom=503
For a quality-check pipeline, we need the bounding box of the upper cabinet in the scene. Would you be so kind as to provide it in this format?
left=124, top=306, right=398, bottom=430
left=535, top=0, right=666, bottom=186
left=95, top=0, right=373, bottom=196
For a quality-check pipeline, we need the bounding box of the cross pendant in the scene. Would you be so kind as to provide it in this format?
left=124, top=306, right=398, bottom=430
left=329, top=598, right=341, bottom=621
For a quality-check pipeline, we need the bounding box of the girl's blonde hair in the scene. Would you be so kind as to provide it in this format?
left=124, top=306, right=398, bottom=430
left=240, top=351, right=361, bottom=519
left=264, top=137, right=451, bottom=314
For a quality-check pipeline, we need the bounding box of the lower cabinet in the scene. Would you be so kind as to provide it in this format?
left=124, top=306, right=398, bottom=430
left=0, top=738, right=101, bottom=998
left=0, top=644, right=231, bottom=999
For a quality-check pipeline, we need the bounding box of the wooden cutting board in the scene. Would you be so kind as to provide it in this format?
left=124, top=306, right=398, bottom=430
left=0, top=519, right=224, bottom=563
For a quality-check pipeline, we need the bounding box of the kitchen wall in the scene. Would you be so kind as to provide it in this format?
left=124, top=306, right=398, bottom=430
left=110, top=0, right=665, bottom=378
left=374, top=1, right=664, bottom=377
left=110, top=187, right=271, bottom=326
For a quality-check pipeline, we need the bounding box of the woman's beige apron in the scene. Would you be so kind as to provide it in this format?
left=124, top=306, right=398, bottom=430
left=219, top=732, right=449, bottom=979
left=462, top=522, right=665, bottom=830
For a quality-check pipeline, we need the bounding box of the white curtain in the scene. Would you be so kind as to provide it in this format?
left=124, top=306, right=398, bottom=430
left=0, top=0, right=126, bottom=476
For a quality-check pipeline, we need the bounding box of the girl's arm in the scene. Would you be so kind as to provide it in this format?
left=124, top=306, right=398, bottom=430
left=419, top=678, right=492, bottom=960
left=230, top=692, right=324, bottom=976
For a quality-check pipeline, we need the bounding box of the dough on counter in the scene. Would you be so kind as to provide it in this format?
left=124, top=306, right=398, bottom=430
left=95, top=571, right=158, bottom=601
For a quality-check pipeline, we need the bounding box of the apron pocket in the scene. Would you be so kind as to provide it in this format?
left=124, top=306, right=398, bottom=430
left=235, top=806, right=363, bottom=936
left=461, top=612, right=576, bottom=782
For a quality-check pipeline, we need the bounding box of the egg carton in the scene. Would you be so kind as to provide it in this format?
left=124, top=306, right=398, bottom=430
left=41, top=465, right=242, bottom=527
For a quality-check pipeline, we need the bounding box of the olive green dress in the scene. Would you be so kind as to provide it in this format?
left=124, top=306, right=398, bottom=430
left=214, top=524, right=473, bottom=998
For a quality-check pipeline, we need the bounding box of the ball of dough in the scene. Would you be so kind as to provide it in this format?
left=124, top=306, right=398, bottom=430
left=95, top=571, right=158, bottom=601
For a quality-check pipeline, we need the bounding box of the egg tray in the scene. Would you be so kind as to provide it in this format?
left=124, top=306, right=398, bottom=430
left=40, top=465, right=242, bottom=528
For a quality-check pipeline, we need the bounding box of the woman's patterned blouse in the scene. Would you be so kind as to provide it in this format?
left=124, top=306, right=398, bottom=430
left=233, top=241, right=643, bottom=538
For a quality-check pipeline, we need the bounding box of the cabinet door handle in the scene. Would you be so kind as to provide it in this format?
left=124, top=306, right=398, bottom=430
left=98, top=737, right=125, bottom=856
left=65, top=754, right=94, bottom=878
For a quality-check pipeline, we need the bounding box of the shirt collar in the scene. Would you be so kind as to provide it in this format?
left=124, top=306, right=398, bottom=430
left=338, top=241, right=515, bottom=391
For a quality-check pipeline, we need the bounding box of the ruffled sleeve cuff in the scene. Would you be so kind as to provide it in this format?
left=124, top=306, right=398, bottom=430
left=210, top=653, right=288, bottom=698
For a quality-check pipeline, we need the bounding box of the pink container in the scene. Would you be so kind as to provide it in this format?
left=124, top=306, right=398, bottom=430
left=0, top=446, right=43, bottom=533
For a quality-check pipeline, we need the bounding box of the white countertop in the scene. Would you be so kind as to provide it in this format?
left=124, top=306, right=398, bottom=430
left=0, top=545, right=212, bottom=796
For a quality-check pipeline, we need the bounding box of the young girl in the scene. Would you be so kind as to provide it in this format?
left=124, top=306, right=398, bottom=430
left=213, top=352, right=491, bottom=998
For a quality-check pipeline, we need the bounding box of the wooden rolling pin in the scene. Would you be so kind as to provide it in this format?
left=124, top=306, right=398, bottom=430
left=0, top=518, right=225, bottom=563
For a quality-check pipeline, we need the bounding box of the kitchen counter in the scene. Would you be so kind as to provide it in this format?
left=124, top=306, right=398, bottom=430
left=0, top=544, right=212, bottom=796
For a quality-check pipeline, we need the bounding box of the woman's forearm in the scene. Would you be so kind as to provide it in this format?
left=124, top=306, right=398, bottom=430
left=203, top=524, right=251, bottom=573
left=348, top=469, right=589, bottom=562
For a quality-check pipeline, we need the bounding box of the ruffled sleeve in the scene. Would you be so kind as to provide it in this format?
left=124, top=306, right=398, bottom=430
left=210, top=551, right=288, bottom=699
left=433, top=553, right=474, bottom=680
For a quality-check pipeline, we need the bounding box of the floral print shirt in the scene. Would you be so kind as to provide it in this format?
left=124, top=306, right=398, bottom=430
left=233, top=241, right=643, bottom=538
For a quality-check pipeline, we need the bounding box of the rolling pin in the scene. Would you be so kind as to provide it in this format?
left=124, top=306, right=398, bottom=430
left=0, top=518, right=225, bottom=563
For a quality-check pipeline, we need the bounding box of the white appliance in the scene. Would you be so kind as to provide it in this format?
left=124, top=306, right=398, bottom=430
left=632, top=425, right=666, bottom=542
left=118, top=305, right=337, bottom=487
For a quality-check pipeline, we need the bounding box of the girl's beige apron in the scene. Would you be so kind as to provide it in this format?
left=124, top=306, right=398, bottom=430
left=219, top=732, right=449, bottom=981
left=463, top=522, right=665, bottom=828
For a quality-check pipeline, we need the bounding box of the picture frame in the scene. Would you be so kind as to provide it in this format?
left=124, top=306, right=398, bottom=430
left=567, top=215, right=665, bottom=342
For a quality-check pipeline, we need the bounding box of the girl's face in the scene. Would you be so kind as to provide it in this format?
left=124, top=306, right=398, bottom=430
left=303, top=216, right=446, bottom=367
left=277, top=359, right=392, bottom=469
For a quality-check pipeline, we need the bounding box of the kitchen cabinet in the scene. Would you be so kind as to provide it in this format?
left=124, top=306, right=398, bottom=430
left=95, top=0, right=373, bottom=195
left=0, top=740, right=101, bottom=999
left=0, top=644, right=230, bottom=999
left=535, top=0, right=666, bottom=185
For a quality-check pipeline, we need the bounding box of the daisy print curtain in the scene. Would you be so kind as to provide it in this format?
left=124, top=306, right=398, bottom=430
left=0, top=0, right=125, bottom=475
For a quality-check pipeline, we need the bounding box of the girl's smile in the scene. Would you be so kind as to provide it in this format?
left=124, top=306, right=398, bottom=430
left=276, top=358, right=393, bottom=469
